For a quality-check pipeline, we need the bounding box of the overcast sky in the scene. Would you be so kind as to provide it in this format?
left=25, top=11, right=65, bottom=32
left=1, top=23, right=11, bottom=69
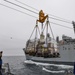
left=0, top=0, right=75, bottom=56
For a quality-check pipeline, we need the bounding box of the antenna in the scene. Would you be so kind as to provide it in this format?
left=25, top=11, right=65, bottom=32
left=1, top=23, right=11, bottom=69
left=72, top=21, right=75, bottom=33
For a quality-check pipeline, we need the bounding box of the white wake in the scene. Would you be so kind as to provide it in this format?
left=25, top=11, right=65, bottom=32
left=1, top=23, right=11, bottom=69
left=24, top=60, right=73, bottom=69
left=42, top=67, right=65, bottom=73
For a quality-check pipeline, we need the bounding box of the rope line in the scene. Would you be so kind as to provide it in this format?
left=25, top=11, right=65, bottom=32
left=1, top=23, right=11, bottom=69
left=0, top=3, right=37, bottom=18
left=15, top=0, right=72, bottom=24
left=4, top=0, right=38, bottom=14
left=0, top=3, right=73, bottom=29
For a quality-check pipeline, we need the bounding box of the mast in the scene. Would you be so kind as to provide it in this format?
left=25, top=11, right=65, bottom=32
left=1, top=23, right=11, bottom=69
left=72, top=21, right=75, bottom=33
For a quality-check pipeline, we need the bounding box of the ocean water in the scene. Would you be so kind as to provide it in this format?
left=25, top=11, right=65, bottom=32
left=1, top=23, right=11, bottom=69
left=2, top=56, right=73, bottom=75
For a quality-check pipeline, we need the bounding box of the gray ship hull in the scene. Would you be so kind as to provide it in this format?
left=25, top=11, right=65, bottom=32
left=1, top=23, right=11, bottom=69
left=25, top=54, right=75, bottom=65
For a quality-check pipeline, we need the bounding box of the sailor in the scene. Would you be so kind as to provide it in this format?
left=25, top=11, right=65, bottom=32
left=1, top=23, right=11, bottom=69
left=0, top=51, right=3, bottom=75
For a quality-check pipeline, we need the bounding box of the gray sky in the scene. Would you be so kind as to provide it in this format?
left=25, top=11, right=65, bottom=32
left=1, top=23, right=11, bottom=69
left=0, top=0, right=75, bottom=56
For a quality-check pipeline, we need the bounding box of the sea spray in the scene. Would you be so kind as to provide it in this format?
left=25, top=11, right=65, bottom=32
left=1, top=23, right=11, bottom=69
left=42, top=67, right=65, bottom=73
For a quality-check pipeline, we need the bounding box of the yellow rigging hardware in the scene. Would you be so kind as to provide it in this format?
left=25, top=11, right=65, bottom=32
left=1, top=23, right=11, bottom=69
left=37, top=10, right=48, bottom=23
